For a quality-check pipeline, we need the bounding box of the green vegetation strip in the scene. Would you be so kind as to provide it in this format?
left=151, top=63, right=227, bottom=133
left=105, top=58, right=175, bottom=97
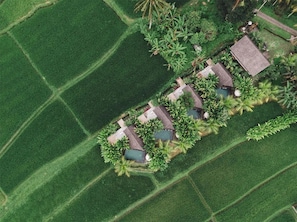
left=113, top=0, right=141, bottom=19
left=0, top=137, right=97, bottom=219
left=2, top=146, right=109, bottom=221
left=51, top=172, right=155, bottom=222
left=0, top=101, right=86, bottom=193
left=11, top=0, right=127, bottom=87
left=119, top=178, right=210, bottom=222
left=215, top=163, right=297, bottom=221
left=62, top=32, right=174, bottom=133
left=269, top=209, right=297, bottom=222
left=0, top=0, right=59, bottom=34
left=0, top=188, right=7, bottom=206
left=189, top=124, right=297, bottom=212
left=0, top=33, right=51, bottom=148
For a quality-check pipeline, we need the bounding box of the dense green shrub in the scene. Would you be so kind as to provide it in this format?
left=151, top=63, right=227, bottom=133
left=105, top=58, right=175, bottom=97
left=246, top=111, right=297, bottom=140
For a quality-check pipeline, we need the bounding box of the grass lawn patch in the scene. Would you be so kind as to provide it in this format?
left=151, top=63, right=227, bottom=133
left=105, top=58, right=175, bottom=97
left=256, top=29, right=294, bottom=58
left=119, top=178, right=210, bottom=222
left=52, top=172, right=155, bottom=222
left=189, top=124, right=297, bottom=211
left=11, top=0, right=127, bottom=87
left=0, top=188, right=6, bottom=206
left=2, top=146, right=108, bottom=221
left=0, top=34, right=51, bottom=148
left=270, top=209, right=297, bottom=222
left=62, top=32, right=174, bottom=133
left=0, top=0, right=55, bottom=31
left=0, top=101, right=86, bottom=194
left=260, top=5, right=297, bottom=30
left=216, top=164, right=297, bottom=222
left=154, top=102, right=283, bottom=183
left=253, top=16, right=292, bottom=40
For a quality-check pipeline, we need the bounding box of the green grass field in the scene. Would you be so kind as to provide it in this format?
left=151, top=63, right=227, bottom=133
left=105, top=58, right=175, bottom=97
left=119, top=178, right=210, bottom=222
left=11, top=0, right=127, bottom=87
left=0, top=101, right=86, bottom=193
left=270, top=209, right=297, bottom=222
left=0, top=33, right=51, bottom=147
left=62, top=32, right=174, bottom=132
left=190, top=124, right=297, bottom=211
left=0, top=0, right=296, bottom=221
left=52, top=173, right=155, bottom=222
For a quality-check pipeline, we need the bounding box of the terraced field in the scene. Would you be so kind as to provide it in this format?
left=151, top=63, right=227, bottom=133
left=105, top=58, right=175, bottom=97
left=0, top=0, right=296, bottom=221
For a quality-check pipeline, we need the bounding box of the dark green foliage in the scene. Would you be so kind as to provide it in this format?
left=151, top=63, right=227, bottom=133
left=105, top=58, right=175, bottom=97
left=217, top=0, right=257, bottom=23
left=12, top=0, right=127, bottom=87
left=120, top=179, right=210, bottom=221
left=278, top=81, right=297, bottom=110
left=52, top=173, right=155, bottom=222
left=135, top=118, right=163, bottom=154
left=0, top=101, right=86, bottom=193
left=247, top=111, right=297, bottom=140
left=270, top=210, right=296, bottom=222
left=62, top=32, right=173, bottom=133
left=0, top=34, right=51, bottom=147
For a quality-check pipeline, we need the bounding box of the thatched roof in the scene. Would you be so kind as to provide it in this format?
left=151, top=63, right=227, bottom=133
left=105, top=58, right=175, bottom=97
left=153, top=106, right=174, bottom=130
left=182, top=85, right=203, bottom=109
left=211, top=63, right=234, bottom=87
left=123, top=126, right=144, bottom=151
left=230, top=35, right=270, bottom=76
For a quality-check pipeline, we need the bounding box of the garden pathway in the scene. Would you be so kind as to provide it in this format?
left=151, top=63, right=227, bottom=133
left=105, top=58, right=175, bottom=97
left=255, top=10, right=297, bottom=36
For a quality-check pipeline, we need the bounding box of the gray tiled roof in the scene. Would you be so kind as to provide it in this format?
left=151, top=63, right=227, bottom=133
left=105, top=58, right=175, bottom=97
left=230, top=35, right=270, bottom=76
left=211, top=63, right=234, bottom=87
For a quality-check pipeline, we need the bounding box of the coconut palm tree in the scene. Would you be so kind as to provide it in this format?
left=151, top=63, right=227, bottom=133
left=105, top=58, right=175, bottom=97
left=114, top=157, right=131, bottom=177
left=172, top=140, right=191, bottom=153
left=135, top=0, right=170, bottom=29
left=221, top=95, right=238, bottom=115
left=278, top=81, right=297, bottom=109
left=235, top=97, right=254, bottom=115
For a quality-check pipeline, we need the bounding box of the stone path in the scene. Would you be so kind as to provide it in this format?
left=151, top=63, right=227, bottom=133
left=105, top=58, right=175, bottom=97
left=255, top=10, right=297, bottom=36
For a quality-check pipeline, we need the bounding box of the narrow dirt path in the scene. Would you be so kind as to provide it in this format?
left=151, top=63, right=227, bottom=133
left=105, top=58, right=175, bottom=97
left=255, top=10, right=297, bottom=36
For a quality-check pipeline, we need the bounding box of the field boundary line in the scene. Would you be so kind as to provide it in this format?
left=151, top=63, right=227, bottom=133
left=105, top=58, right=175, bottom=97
left=112, top=177, right=188, bottom=221
left=58, top=97, right=91, bottom=137
left=0, top=137, right=98, bottom=219
left=58, top=26, right=136, bottom=93
left=263, top=205, right=295, bottom=222
left=0, top=188, right=8, bottom=206
left=0, top=95, right=55, bottom=159
left=7, top=31, right=57, bottom=93
left=0, top=0, right=59, bottom=36
left=103, top=0, right=135, bottom=26
left=187, top=176, right=217, bottom=222
left=112, top=137, right=247, bottom=221
left=214, top=162, right=297, bottom=216
left=44, top=167, right=112, bottom=221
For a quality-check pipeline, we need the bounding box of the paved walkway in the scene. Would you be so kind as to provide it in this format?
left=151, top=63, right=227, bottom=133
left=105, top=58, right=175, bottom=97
left=255, top=10, right=297, bottom=36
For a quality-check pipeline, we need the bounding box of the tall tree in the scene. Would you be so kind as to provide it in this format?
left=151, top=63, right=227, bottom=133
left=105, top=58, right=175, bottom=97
left=135, top=0, right=170, bottom=29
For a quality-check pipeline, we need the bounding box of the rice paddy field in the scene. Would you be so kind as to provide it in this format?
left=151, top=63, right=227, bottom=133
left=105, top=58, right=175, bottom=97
left=0, top=0, right=296, bottom=221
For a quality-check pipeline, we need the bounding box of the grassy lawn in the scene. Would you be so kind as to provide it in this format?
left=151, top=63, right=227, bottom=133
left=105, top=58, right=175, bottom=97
left=62, top=32, right=174, bottom=133
left=119, top=178, right=210, bottom=222
left=11, top=0, right=127, bottom=87
left=154, top=102, right=284, bottom=183
left=270, top=209, right=297, bottom=222
left=216, top=164, right=297, bottom=222
left=256, top=29, right=294, bottom=59
left=0, top=101, right=86, bottom=194
left=51, top=172, right=155, bottom=222
left=260, top=5, right=297, bottom=29
left=189, top=124, right=297, bottom=212
left=253, top=16, right=292, bottom=40
left=0, top=0, right=56, bottom=31
left=2, top=146, right=109, bottom=221
left=0, top=34, right=51, bottom=148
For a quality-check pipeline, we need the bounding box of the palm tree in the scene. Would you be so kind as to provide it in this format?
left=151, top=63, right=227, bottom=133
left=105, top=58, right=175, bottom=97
left=172, top=140, right=191, bottom=153
left=278, top=81, right=297, bottom=109
left=221, top=95, right=238, bottom=115
left=135, top=0, right=170, bottom=29
left=114, top=157, right=131, bottom=177
left=235, top=97, right=254, bottom=115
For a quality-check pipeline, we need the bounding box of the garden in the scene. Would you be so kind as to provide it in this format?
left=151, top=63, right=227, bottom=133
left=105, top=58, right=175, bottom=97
left=0, top=0, right=297, bottom=221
